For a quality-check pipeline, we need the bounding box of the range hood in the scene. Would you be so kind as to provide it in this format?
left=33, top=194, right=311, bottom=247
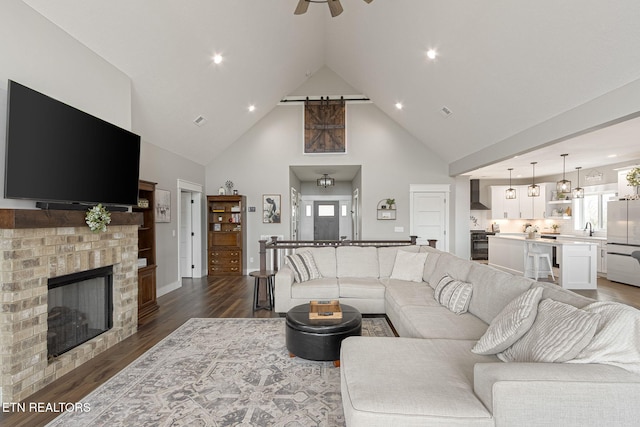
left=470, top=179, right=490, bottom=210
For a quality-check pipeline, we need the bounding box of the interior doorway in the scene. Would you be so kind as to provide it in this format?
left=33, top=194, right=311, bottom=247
left=410, top=184, right=450, bottom=251
left=314, top=201, right=339, bottom=240
left=178, top=179, right=203, bottom=280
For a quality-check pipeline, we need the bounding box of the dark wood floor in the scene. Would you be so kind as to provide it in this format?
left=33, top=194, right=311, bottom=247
left=1, top=274, right=639, bottom=427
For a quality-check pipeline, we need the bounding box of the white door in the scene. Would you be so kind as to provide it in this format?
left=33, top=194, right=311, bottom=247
left=410, top=188, right=449, bottom=251
left=180, top=191, right=193, bottom=278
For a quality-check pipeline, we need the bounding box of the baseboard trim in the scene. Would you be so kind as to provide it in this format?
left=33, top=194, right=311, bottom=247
left=157, top=280, right=181, bottom=298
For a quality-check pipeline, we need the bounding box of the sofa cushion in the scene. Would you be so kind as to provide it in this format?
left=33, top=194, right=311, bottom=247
left=530, top=281, right=594, bottom=308
left=390, top=250, right=428, bottom=282
left=285, top=251, right=321, bottom=283
left=337, top=246, right=379, bottom=278
left=399, top=306, right=488, bottom=340
left=341, top=337, right=495, bottom=427
left=466, top=263, right=534, bottom=324
left=338, top=278, right=386, bottom=299
left=472, top=287, right=543, bottom=355
left=498, top=299, right=601, bottom=363
left=434, top=275, right=473, bottom=314
left=303, top=247, right=337, bottom=278
left=290, top=278, right=339, bottom=299
left=378, top=245, right=420, bottom=278
left=567, top=301, right=640, bottom=374
left=426, top=252, right=472, bottom=288
left=383, top=279, right=440, bottom=311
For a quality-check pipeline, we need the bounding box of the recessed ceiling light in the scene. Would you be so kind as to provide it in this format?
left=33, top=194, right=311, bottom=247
left=212, top=53, right=223, bottom=64
left=395, top=102, right=403, bottom=110
left=426, top=49, right=438, bottom=60
left=607, top=154, right=617, bottom=158
left=248, top=104, right=256, bottom=112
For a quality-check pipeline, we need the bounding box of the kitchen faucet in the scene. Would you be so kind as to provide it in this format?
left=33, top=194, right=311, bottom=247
left=584, top=222, right=594, bottom=237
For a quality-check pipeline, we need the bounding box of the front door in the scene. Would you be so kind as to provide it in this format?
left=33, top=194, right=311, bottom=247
left=314, top=201, right=339, bottom=241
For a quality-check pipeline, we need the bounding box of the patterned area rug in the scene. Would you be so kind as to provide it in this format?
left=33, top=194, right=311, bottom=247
left=47, top=317, right=394, bottom=427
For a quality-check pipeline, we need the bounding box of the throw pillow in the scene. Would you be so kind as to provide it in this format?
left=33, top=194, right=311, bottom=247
left=472, top=287, right=544, bottom=355
left=285, top=251, right=322, bottom=283
left=498, top=299, right=601, bottom=363
left=390, top=250, right=428, bottom=282
left=434, top=275, right=473, bottom=314
left=566, top=301, right=640, bottom=374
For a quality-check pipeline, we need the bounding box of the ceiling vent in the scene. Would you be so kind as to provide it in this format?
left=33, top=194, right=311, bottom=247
left=193, top=115, right=207, bottom=127
left=440, top=106, right=453, bottom=118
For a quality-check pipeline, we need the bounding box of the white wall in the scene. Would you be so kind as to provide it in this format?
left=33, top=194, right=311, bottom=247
left=206, top=71, right=455, bottom=271
left=0, top=0, right=132, bottom=209
left=0, top=2, right=207, bottom=297
left=139, top=141, right=206, bottom=296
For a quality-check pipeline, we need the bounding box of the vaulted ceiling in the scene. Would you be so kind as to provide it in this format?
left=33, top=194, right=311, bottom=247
left=23, top=1, right=640, bottom=172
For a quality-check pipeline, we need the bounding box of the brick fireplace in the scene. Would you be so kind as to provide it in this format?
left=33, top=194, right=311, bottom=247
left=0, top=209, right=142, bottom=403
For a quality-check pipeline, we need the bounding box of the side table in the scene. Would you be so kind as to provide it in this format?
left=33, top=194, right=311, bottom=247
left=249, top=270, right=276, bottom=311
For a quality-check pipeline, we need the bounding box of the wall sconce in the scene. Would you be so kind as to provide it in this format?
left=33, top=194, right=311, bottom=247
left=317, top=173, right=335, bottom=188
left=528, top=161, right=540, bottom=197
left=506, top=168, right=517, bottom=199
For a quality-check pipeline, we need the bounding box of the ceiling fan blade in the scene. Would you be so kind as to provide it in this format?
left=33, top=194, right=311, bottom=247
left=328, top=0, right=344, bottom=17
left=363, top=0, right=374, bottom=3
left=294, top=0, right=310, bottom=15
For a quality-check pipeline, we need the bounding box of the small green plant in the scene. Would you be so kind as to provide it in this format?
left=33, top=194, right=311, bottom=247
left=85, top=204, right=111, bottom=233
left=386, top=198, right=395, bottom=207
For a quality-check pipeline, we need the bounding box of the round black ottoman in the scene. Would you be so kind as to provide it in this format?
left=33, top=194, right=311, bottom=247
left=286, top=303, right=362, bottom=366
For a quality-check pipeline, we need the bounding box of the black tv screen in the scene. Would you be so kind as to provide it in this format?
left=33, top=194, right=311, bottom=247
left=4, top=80, right=141, bottom=206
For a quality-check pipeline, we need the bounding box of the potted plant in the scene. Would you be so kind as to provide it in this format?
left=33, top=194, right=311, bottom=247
left=386, top=198, right=396, bottom=208
left=626, top=167, right=640, bottom=197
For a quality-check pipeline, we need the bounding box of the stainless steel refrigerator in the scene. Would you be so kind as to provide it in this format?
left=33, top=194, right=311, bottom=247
left=607, top=199, right=640, bottom=287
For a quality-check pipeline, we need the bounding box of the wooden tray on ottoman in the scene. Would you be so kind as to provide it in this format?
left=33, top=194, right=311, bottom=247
left=309, top=300, right=343, bottom=319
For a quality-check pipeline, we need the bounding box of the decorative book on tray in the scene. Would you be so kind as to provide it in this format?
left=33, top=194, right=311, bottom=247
left=309, top=300, right=342, bottom=319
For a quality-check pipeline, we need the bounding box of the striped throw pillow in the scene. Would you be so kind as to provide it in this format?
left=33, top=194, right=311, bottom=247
left=434, top=275, right=473, bottom=314
left=498, top=299, right=601, bottom=363
left=285, top=251, right=322, bottom=283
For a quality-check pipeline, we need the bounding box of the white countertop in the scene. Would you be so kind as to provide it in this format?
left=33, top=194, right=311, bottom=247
left=489, top=234, right=598, bottom=246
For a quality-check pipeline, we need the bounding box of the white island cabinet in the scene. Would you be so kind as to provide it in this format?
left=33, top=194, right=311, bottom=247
left=488, top=235, right=598, bottom=290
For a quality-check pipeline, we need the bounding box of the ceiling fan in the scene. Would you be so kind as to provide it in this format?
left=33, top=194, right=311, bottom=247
left=294, top=0, right=373, bottom=18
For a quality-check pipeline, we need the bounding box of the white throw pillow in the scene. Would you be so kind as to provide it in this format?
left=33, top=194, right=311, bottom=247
left=390, top=250, right=428, bottom=282
left=285, top=251, right=322, bottom=283
left=434, top=275, right=473, bottom=314
left=472, top=287, right=543, bottom=355
left=498, top=299, right=601, bottom=363
left=566, top=301, right=640, bottom=374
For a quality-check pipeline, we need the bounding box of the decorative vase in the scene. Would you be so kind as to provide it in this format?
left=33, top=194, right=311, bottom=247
left=527, top=232, right=536, bottom=239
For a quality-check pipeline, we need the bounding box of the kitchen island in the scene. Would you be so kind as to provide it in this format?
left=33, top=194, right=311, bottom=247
left=488, top=234, right=598, bottom=289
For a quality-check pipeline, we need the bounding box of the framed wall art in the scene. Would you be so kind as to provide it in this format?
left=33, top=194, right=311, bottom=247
left=263, top=194, right=281, bottom=223
left=155, top=189, right=171, bottom=223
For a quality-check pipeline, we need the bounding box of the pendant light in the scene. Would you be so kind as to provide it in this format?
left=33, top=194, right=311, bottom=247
left=573, top=166, right=584, bottom=199
left=556, top=154, right=571, bottom=194
left=528, top=162, right=540, bottom=197
left=505, top=168, right=517, bottom=199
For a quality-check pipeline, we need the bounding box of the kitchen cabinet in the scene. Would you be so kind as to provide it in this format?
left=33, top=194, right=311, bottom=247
left=491, top=185, right=520, bottom=219
left=556, top=236, right=607, bottom=274
left=491, top=185, right=546, bottom=219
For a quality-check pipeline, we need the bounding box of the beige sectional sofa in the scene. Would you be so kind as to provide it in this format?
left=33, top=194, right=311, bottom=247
left=274, top=244, right=640, bottom=426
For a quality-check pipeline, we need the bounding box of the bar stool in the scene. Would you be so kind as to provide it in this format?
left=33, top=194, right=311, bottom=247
left=249, top=270, right=276, bottom=311
left=525, top=243, right=555, bottom=281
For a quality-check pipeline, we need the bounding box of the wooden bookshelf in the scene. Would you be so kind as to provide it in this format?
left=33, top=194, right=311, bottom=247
left=134, top=180, right=159, bottom=320
left=207, top=195, right=246, bottom=276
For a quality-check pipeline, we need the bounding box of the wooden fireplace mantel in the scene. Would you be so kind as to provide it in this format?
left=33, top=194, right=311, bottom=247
left=0, top=208, right=143, bottom=229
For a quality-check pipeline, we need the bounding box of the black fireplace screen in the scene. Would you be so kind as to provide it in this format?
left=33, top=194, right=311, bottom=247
left=47, top=266, right=113, bottom=359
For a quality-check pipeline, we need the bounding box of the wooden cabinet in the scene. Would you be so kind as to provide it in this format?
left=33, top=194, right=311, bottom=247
left=134, top=180, right=159, bottom=320
left=207, top=195, right=246, bottom=275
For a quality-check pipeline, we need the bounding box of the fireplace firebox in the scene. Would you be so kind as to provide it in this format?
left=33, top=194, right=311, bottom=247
left=47, top=266, right=114, bottom=359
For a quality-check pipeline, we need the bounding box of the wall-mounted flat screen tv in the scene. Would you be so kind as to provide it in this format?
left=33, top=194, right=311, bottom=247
left=4, top=80, right=141, bottom=207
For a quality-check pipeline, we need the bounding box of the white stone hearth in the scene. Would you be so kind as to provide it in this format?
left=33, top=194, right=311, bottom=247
left=0, top=224, right=139, bottom=403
